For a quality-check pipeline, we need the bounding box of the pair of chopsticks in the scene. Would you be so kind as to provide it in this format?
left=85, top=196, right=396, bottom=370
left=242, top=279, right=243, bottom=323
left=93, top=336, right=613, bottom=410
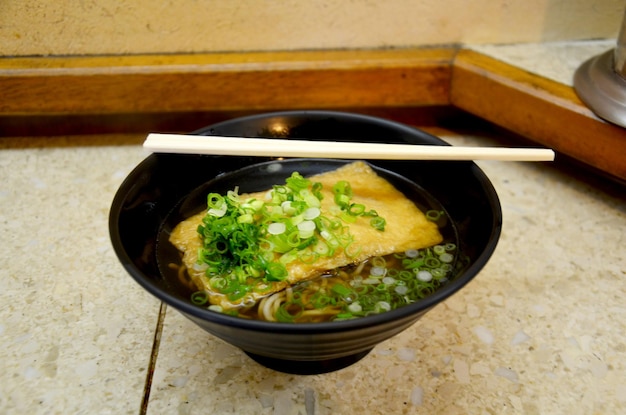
left=143, top=133, right=555, bottom=162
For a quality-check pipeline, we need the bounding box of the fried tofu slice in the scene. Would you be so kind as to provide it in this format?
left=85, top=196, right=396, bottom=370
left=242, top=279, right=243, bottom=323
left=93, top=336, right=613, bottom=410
left=169, top=161, right=442, bottom=309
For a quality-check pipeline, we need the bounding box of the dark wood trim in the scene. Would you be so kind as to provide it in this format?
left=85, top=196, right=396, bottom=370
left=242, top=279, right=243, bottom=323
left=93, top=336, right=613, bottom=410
left=1, top=47, right=625, bottom=181
left=0, top=48, right=454, bottom=115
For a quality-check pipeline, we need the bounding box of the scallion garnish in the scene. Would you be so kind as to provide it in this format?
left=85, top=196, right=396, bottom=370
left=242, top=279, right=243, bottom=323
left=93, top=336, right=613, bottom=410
left=370, top=216, right=386, bottom=231
left=271, top=244, right=460, bottom=321
left=195, top=171, right=386, bottom=300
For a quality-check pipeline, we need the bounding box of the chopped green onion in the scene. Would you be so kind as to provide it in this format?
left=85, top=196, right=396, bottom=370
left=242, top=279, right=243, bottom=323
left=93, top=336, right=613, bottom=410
left=343, top=241, right=362, bottom=258
left=311, top=182, right=323, bottom=199
left=286, top=242, right=458, bottom=321
left=371, top=256, right=386, bottom=267
left=331, top=283, right=353, bottom=299
left=370, top=266, right=386, bottom=277
left=207, top=193, right=225, bottom=209
left=375, top=301, right=391, bottom=313
left=191, top=291, right=209, bottom=305
left=285, top=172, right=310, bottom=192
left=426, top=210, right=443, bottom=221
left=431, top=268, right=447, bottom=278
left=382, top=276, right=396, bottom=285
left=267, top=222, right=286, bottom=235
left=303, top=207, right=321, bottom=220
left=405, top=249, right=419, bottom=258
left=194, top=170, right=389, bottom=302
left=424, top=257, right=441, bottom=268
left=297, top=220, right=316, bottom=239
left=364, top=209, right=379, bottom=217
left=237, top=213, right=254, bottom=224
left=312, top=293, right=333, bottom=308
left=339, top=211, right=357, bottom=223
left=348, top=203, right=366, bottom=216
left=397, top=270, right=413, bottom=281
left=281, top=201, right=296, bottom=215
left=439, top=253, right=454, bottom=263
left=416, top=270, right=433, bottom=282
left=276, top=303, right=303, bottom=322
left=266, top=262, right=288, bottom=281
left=370, top=216, right=386, bottom=231
left=347, top=302, right=362, bottom=313
left=394, top=285, right=409, bottom=295
left=332, top=180, right=352, bottom=204
left=208, top=304, right=223, bottom=313
left=335, top=194, right=351, bottom=208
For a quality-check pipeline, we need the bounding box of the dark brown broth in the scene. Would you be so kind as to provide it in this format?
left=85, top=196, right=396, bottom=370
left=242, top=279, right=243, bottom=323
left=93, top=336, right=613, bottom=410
left=155, top=161, right=460, bottom=322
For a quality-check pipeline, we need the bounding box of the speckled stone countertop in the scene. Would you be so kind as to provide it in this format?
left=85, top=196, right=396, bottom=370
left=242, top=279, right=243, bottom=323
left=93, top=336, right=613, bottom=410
left=469, top=39, right=615, bottom=86
left=1, top=41, right=625, bottom=414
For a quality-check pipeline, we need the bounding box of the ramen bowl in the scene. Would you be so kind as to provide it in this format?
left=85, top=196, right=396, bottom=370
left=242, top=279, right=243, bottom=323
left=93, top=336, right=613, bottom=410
left=109, top=110, right=502, bottom=374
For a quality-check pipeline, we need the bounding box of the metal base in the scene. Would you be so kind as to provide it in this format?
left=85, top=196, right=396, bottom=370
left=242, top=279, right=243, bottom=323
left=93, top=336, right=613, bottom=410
left=574, top=49, right=626, bottom=128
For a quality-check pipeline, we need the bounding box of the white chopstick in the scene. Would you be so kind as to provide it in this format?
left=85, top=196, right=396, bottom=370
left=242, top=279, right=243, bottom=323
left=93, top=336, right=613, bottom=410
left=144, top=133, right=555, bottom=161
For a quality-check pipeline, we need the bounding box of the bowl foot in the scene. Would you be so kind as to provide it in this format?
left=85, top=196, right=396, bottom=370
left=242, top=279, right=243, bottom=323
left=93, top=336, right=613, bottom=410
left=244, top=349, right=372, bottom=375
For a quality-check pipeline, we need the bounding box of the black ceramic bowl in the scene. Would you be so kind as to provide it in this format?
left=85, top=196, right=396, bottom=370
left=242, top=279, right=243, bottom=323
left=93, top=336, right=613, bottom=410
left=109, top=110, right=502, bottom=374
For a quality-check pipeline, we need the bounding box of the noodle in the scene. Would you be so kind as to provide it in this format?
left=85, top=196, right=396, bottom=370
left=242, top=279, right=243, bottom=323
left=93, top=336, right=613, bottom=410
left=166, top=161, right=459, bottom=323
left=247, top=246, right=458, bottom=322
left=168, top=263, right=196, bottom=291
left=169, top=161, right=443, bottom=311
left=171, top=241, right=459, bottom=323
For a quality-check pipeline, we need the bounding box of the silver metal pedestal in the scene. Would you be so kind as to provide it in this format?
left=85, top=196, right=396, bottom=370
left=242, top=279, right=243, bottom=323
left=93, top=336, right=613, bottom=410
left=574, top=7, right=626, bottom=129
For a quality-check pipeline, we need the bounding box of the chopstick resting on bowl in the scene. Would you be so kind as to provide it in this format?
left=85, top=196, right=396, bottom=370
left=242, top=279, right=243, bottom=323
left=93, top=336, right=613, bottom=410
left=143, top=133, right=555, bottom=162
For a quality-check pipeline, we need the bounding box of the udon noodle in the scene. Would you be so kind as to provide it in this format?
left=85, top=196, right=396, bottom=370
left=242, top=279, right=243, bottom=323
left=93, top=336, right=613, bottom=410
left=168, top=161, right=456, bottom=323
left=179, top=242, right=460, bottom=322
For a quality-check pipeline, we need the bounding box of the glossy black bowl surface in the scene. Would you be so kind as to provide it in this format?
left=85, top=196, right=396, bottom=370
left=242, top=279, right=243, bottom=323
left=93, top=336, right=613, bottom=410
left=109, top=110, right=502, bottom=374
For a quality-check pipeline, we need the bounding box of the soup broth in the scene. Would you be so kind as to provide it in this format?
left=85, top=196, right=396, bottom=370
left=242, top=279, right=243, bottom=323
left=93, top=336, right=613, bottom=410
left=214, top=242, right=459, bottom=322
left=157, top=160, right=460, bottom=323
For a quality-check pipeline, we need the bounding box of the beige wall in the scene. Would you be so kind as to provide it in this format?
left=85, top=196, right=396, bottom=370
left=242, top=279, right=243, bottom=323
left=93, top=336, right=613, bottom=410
left=1, top=0, right=623, bottom=56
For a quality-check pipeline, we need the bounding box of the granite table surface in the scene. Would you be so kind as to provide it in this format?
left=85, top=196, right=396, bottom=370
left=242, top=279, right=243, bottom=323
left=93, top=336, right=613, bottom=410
left=1, top=41, right=625, bottom=414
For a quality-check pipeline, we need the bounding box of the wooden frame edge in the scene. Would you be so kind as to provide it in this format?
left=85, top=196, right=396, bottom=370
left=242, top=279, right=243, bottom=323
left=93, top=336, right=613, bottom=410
left=1, top=47, right=624, bottom=181
left=0, top=48, right=454, bottom=115
left=450, top=49, right=626, bottom=181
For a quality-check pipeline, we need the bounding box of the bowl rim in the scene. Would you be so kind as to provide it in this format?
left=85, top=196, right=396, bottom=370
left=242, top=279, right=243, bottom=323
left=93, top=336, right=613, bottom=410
left=109, top=110, right=503, bottom=334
